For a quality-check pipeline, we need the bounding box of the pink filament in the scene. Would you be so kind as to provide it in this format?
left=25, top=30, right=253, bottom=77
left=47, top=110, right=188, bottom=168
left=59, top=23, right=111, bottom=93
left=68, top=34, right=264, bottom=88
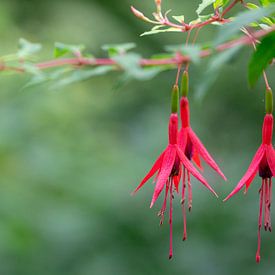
left=159, top=182, right=169, bottom=225
left=264, top=180, right=269, bottom=231
left=256, top=180, right=264, bottom=263
left=169, top=180, right=173, bottom=259
left=181, top=167, right=187, bottom=241
left=269, top=179, right=272, bottom=231
left=187, top=171, right=192, bottom=211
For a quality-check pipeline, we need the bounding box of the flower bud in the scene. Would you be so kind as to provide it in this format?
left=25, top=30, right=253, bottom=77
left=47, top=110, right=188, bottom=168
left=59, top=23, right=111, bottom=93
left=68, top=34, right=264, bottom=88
left=265, top=87, right=273, bottom=114
left=180, top=71, right=189, bottom=97
left=130, top=6, right=152, bottom=23
left=171, top=85, right=179, bottom=114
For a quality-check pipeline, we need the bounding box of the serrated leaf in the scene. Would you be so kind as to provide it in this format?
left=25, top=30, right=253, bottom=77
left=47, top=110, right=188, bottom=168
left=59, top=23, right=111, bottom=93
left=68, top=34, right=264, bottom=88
left=259, top=0, right=275, bottom=6
left=113, top=53, right=164, bottom=80
left=102, top=43, right=136, bottom=57
left=21, top=62, right=42, bottom=75
left=190, top=18, right=202, bottom=25
left=199, top=14, right=214, bottom=21
left=17, top=38, right=42, bottom=58
left=24, top=68, right=71, bottom=88
left=172, top=15, right=185, bottom=23
left=196, top=45, right=242, bottom=100
left=52, top=66, right=114, bottom=88
left=54, top=42, right=85, bottom=58
left=248, top=32, right=275, bottom=87
left=213, top=0, right=229, bottom=9
left=140, top=27, right=181, bottom=36
left=215, top=5, right=275, bottom=45
left=247, top=3, right=259, bottom=9
left=196, top=0, right=216, bottom=15
left=165, top=45, right=202, bottom=64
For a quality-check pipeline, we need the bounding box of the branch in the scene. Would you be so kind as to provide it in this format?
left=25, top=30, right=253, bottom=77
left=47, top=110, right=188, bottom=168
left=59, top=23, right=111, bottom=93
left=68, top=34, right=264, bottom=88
left=132, top=0, right=240, bottom=33
left=0, top=27, right=273, bottom=74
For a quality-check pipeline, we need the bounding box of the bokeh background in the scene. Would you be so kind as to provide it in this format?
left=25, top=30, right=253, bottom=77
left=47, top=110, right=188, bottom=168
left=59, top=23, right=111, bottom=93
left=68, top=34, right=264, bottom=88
left=0, top=0, right=274, bottom=274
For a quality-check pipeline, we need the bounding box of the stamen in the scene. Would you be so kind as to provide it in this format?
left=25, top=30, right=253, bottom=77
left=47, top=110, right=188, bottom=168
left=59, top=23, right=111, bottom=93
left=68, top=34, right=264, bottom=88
left=181, top=167, right=186, bottom=203
left=264, top=179, right=269, bottom=231
left=169, top=180, right=173, bottom=260
left=187, top=171, right=192, bottom=211
left=256, top=179, right=264, bottom=263
left=268, top=178, right=272, bottom=232
left=181, top=168, right=187, bottom=241
left=159, top=181, right=169, bottom=225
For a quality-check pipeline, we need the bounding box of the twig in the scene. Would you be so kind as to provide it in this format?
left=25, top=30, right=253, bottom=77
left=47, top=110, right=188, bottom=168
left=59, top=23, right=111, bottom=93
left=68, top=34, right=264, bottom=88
left=0, top=27, right=273, bottom=73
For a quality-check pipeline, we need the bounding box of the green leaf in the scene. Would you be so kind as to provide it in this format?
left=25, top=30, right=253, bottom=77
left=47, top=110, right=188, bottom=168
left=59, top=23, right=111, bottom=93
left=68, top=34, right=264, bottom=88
left=24, top=68, right=71, bottom=88
left=17, top=38, right=42, bottom=58
left=199, top=14, right=214, bottom=21
left=196, top=45, right=242, bottom=100
left=102, top=43, right=136, bottom=57
left=52, top=66, right=114, bottom=88
left=259, top=0, right=275, bottom=6
left=215, top=5, right=275, bottom=45
left=165, top=45, right=202, bottom=64
left=248, top=32, right=275, bottom=87
left=140, top=27, right=181, bottom=36
left=247, top=3, right=275, bottom=26
left=213, top=0, right=229, bottom=9
left=172, top=15, right=185, bottom=23
left=196, top=0, right=216, bottom=15
left=54, top=42, right=85, bottom=58
left=113, top=53, right=164, bottom=80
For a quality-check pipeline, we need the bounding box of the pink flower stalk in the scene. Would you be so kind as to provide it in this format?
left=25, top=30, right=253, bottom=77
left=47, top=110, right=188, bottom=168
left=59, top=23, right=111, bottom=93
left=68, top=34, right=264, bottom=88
left=133, top=112, right=217, bottom=259
left=224, top=114, right=275, bottom=263
left=178, top=96, right=227, bottom=239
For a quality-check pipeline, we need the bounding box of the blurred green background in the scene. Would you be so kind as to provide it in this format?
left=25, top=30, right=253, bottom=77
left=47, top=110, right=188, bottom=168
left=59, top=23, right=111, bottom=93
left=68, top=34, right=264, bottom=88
left=0, top=0, right=274, bottom=274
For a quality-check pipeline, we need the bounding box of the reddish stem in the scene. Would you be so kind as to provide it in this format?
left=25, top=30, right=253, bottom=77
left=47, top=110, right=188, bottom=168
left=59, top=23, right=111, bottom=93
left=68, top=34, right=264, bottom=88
left=1, top=27, right=273, bottom=73
left=222, top=0, right=240, bottom=17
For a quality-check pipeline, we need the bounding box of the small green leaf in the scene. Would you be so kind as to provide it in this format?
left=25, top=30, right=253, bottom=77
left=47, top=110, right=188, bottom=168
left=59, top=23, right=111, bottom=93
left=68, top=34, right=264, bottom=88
left=196, top=45, right=242, bottom=100
left=21, top=62, right=42, bottom=75
left=140, top=27, right=181, bottom=36
left=259, top=0, right=275, bottom=7
left=102, top=43, right=136, bottom=57
left=215, top=5, right=275, bottom=45
left=172, top=15, right=185, bottom=23
left=247, top=3, right=260, bottom=9
left=213, top=0, right=229, bottom=9
left=52, top=66, right=114, bottom=88
left=196, top=0, right=216, bottom=15
left=17, top=38, right=42, bottom=58
left=165, top=45, right=202, bottom=64
left=24, top=68, right=70, bottom=88
left=54, top=42, right=85, bottom=58
left=248, top=32, right=275, bottom=87
left=113, top=53, right=164, bottom=80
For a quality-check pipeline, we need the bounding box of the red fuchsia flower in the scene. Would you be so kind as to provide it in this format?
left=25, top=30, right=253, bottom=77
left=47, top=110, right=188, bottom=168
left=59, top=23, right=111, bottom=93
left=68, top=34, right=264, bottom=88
left=224, top=112, right=275, bottom=263
left=132, top=85, right=217, bottom=259
left=178, top=71, right=227, bottom=240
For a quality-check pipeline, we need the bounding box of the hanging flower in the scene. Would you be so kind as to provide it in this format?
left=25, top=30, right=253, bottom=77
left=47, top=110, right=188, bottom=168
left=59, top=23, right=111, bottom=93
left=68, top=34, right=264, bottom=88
left=178, top=71, right=226, bottom=240
left=224, top=112, right=275, bottom=263
left=132, top=85, right=217, bottom=259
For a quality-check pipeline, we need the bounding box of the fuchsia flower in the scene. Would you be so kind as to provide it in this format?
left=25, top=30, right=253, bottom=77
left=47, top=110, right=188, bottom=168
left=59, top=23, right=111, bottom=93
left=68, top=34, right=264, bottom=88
left=178, top=96, right=227, bottom=239
left=133, top=86, right=217, bottom=259
left=224, top=113, right=275, bottom=263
